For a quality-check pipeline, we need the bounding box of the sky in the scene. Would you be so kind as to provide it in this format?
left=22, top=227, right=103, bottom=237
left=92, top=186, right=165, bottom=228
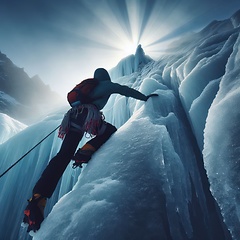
left=0, top=0, right=239, bottom=97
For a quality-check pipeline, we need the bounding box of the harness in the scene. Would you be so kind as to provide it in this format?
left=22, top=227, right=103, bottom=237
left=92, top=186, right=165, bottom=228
left=58, top=104, right=105, bottom=139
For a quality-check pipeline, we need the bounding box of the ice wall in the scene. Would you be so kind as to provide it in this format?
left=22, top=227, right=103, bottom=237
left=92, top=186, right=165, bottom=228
left=33, top=69, right=226, bottom=240
left=203, top=33, right=240, bottom=239
left=152, top=11, right=240, bottom=239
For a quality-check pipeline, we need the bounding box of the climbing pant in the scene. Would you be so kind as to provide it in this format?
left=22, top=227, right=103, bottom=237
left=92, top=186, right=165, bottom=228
left=33, top=109, right=117, bottom=198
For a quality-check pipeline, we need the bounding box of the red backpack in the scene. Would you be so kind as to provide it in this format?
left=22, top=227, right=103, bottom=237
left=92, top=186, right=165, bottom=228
left=67, top=78, right=98, bottom=107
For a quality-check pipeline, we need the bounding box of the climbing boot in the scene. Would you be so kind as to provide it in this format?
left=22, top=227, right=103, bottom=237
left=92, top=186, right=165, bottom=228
left=72, top=143, right=96, bottom=168
left=23, top=193, right=47, bottom=232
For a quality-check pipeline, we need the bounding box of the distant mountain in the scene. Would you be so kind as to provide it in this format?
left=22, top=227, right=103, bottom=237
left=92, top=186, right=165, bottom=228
left=166, top=9, right=240, bottom=54
left=0, top=51, right=63, bottom=124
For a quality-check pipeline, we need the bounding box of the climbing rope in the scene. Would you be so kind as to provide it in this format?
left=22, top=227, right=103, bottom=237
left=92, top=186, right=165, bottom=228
left=0, top=124, right=60, bottom=179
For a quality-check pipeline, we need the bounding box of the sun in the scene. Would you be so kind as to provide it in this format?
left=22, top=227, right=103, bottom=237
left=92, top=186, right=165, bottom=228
left=122, top=42, right=139, bottom=56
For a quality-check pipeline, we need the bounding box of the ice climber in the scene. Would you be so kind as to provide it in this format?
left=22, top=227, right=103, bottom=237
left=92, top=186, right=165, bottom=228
left=22, top=68, right=158, bottom=233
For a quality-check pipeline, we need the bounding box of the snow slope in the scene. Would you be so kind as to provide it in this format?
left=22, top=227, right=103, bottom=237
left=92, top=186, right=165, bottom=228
left=0, top=113, right=27, bottom=144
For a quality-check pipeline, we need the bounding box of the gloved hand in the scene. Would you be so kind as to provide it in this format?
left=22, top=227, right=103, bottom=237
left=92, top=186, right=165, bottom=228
left=146, top=93, right=158, bottom=100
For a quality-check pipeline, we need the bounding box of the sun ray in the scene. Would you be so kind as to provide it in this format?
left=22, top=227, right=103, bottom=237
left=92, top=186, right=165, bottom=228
left=51, top=0, right=219, bottom=62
